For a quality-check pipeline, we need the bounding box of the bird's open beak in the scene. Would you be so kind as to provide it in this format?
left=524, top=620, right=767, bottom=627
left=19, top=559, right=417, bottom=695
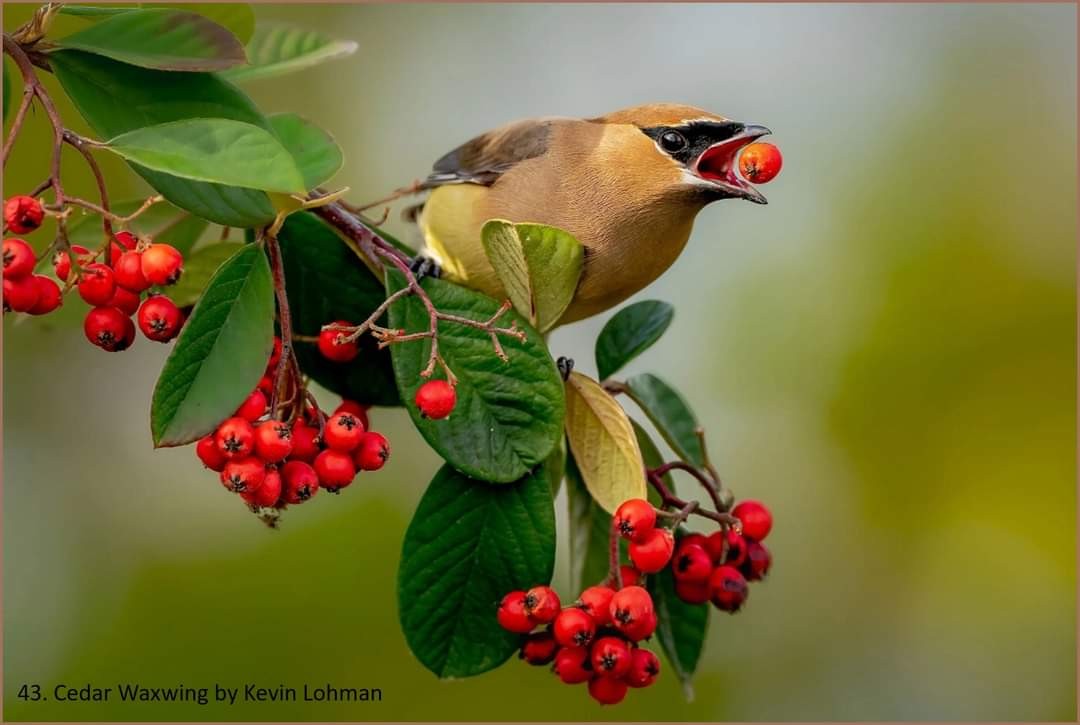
left=691, top=124, right=771, bottom=204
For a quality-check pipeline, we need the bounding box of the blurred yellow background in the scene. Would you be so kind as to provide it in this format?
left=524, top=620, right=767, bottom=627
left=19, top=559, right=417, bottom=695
left=3, top=3, right=1076, bottom=721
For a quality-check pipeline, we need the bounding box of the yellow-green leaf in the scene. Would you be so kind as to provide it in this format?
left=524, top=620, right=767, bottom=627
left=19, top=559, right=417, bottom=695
left=563, top=371, right=646, bottom=514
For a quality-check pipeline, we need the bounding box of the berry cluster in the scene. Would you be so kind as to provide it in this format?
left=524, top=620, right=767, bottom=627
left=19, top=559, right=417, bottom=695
left=498, top=583, right=661, bottom=705
left=3, top=196, right=60, bottom=316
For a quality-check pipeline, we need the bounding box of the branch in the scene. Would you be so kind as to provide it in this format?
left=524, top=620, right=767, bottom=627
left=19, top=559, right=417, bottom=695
left=646, top=471, right=738, bottom=528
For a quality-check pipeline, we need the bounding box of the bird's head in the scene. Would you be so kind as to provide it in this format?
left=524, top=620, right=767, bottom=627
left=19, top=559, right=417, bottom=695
left=596, top=103, right=772, bottom=205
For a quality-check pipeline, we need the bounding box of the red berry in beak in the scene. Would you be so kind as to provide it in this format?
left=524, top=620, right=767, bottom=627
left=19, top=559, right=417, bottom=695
left=738, top=142, right=782, bottom=184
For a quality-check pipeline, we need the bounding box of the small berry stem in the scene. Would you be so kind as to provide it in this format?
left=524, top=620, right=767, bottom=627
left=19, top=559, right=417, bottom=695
left=646, top=471, right=738, bottom=528
left=262, top=229, right=303, bottom=420
left=655, top=500, right=699, bottom=526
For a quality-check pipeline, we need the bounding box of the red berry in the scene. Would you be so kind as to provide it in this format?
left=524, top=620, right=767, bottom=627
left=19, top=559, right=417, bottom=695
left=519, top=631, right=558, bottom=666
left=415, top=379, right=456, bottom=419
left=214, top=417, right=255, bottom=459
left=625, top=648, right=660, bottom=688
left=313, top=449, right=355, bottom=492
left=590, top=636, right=632, bottom=678
left=196, top=435, right=227, bottom=472
left=732, top=500, right=772, bottom=541
left=709, top=565, right=749, bottom=613
left=317, top=321, right=359, bottom=362
left=242, top=468, right=282, bottom=508
left=334, top=399, right=369, bottom=421
left=113, top=251, right=150, bottom=293
left=234, top=389, right=268, bottom=422
left=553, top=606, right=596, bottom=648
left=4, top=196, right=44, bottom=234
left=613, top=565, right=641, bottom=589
left=109, top=286, right=141, bottom=317
left=323, top=412, right=364, bottom=452
left=553, top=646, right=592, bottom=684
left=109, top=231, right=137, bottom=266
left=26, top=275, right=61, bottom=315
left=615, top=498, right=656, bottom=542
left=496, top=590, right=534, bottom=634
left=588, top=676, right=628, bottom=705
left=77, top=263, right=115, bottom=305
left=680, top=532, right=708, bottom=550
left=610, top=586, right=654, bottom=639
left=83, top=306, right=134, bottom=351
left=254, top=420, right=293, bottom=462
left=628, top=527, right=674, bottom=574
left=53, top=244, right=89, bottom=282
left=354, top=431, right=390, bottom=471
left=140, top=243, right=183, bottom=285
left=672, top=542, right=712, bottom=583
left=137, top=295, right=182, bottom=342
left=738, top=142, right=782, bottom=184
left=741, top=541, right=772, bottom=581
left=621, top=609, right=657, bottom=641
left=575, top=585, right=616, bottom=626
left=256, top=374, right=275, bottom=399
left=4, top=275, right=40, bottom=312
left=674, top=578, right=711, bottom=605
left=2, top=238, right=35, bottom=279
left=281, top=460, right=320, bottom=504
left=220, top=456, right=266, bottom=493
left=523, top=585, right=561, bottom=623
left=723, top=530, right=749, bottom=567
left=266, top=336, right=282, bottom=372
left=288, top=422, right=320, bottom=462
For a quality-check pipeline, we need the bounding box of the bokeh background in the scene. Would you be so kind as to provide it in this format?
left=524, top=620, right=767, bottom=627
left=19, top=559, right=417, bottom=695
left=2, top=3, right=1076, bottom=721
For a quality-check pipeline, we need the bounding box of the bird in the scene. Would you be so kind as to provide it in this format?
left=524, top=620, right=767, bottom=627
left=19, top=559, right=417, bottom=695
left=407, top=103, right=772, bottom=325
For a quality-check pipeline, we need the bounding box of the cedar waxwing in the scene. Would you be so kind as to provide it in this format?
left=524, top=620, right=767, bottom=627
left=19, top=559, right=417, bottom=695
left=410, top=103, right=771, bottom=324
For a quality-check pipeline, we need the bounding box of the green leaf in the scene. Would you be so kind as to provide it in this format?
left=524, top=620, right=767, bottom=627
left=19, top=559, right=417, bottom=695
left=50, top=50, right=275, bottom=227
left=625, top=373, right=705, bottom=467
left=387, top=272, right=564, bottom=483
left=165, top=242, right=243, bottom=308
left=223, top=22, right=357, bottom=84
left=649, top=544, right=709, bottom=701
left=398, top=463, right=556, bottom=678
left=67, top=199, right=209, bottom=255
left=566, top=453, right=618, bottom=593
left=564, top=371, right=646, bottom=514
left=546, top=435, right=566, bottom=497
left=59, top=5, right=133, bottom=17
left=595, top=300, right=674, bottom=380
left=102, top=119, right=306, bottom=195
left=278, top=212, right=398, bottom=406
left=163, top=4, right=255, bottom=44
left=268, top=113, right=343, bottom=190
left=54, top=9, right=246, bottom=72
left=151, top=244, right=274, bottom=446
left=480, top=220, right=584, bottom=333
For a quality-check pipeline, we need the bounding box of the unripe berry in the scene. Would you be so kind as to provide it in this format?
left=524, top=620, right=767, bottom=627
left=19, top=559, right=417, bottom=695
left=313, top=449, right=356, bottom=492
left=741, top=541, right=772, bottom=581
left=354, top=431, right=390, bottom=471
left=628, top=527, right=674, bottom=573
left=242, top=467, right=282, bottom=508
left=732, top=500, right=772, bottom=541
left=109, top=231, right=137, bottom=266
left=113, top=251, right=149, bottom=292
left=523, top=585, right=561, bottom=623
left=77, top=263, right=116, bottom=306
left=575, top=585, right=616, bottom=626
left=137, top=295, right=183, bottom=342
left=625, top=648, right=660, bottom=688
left=281, top=460, right=320, bottom=503
left=672, top=542, right=712, bottom=583
left=590, top=636, right=632, bottom=678
left=234, top=389, right=268, bottom=422
left=519, top=631, right=558, bottom=666
left=709, top=565, right=749, bottom=613
left=4, top=275, right=39, bottom=312
left=610, top=586, right=654, bottom=639
left=2, top=238, right=35, bottom=279
left=26, top=276, right=61, bottom=315
left=553, top=606, right=596, bottom=648
left=109, top=286, right=141, bottom=317
left=496, top=590, right=534, bottom=634
left=324, top=412, right=364, bottom=452
left=615, top=498, right=656, bottom=542
left=738, top=142, right=783, bottom=184
left=53, top=244, right=89, bottom=281
left=140, top=243, right=183, bottom=285
left=317, top=321, right=359, bottom=362
left=288, top=422, right=320, bottom=462
left=587, top=676, right=628, bottom=705
left=83, top=306, right=134, bottom=351
left=415, top=379, right=456, bottom=419
left=220, top=456, right=266, bottom=493
left=334, top=400, right=369, bottom=430
left=4, top=196, right=44, bottom=234
left=215, top=417, right=255, bottom=459
left=196, top=435, right=227, bottom=472
left=674, top=578, right=711, bottom=605
left=254, top=420, right=293, bottom=462
left=553, top=646, right=592, bottom=684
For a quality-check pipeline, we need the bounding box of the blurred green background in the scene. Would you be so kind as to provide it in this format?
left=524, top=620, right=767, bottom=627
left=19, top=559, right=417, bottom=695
left=3, top=3, right=1076, bottom=721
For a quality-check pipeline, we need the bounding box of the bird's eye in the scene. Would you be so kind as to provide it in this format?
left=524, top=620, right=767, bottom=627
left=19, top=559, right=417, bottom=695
left=659, top=130, right=687, bottom=153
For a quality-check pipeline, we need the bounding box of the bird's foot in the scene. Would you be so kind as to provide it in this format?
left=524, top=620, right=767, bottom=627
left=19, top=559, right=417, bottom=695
left=409, top=255, right=442, bottom=281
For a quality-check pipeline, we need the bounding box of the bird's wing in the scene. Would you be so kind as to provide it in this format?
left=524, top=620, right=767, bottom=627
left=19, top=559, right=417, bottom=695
left=420, top=118, right=560, bottom=190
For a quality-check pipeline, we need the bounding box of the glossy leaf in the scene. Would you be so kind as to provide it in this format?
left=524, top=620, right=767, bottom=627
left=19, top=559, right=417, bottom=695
left=166, top=243, right=243, bottom=308
left=151, top=244, right=274, bottom=447
left=50, top=50, right=275, bottom=227
left=625, top=373, right=705, bottom=466
left=563, top=371, right=646, bottom=514
left=223, top=22, right=357, bottom=84
left=649, top=546, right=709, bottom=701
left=269, top=113, right=343, bottom=190
left=278, top=212, right=399, bottom=406
left=103, top=119, right=306, bottom=194
left=398, top=464, right=556, bottom=678
left=566, top=453, right=618, bottom=593
left=481, top=220, right=584, bottom=333
left=55, top=9, right=246, bottom=72
left=59, top=5, right=134, bottom=17
left=163, top=4, right=255, bottom=44
left=595, top=300, right=674, bottom=380
left=387, top=271, right=564, bottom=482
left=67, top=199, right=209, bottom=255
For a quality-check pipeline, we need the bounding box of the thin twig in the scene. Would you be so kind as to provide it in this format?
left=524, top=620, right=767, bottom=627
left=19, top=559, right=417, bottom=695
left=647, top=471, right=737, bottom=528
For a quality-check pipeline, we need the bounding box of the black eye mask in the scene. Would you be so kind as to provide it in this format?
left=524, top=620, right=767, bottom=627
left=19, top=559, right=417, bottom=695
left=640, top=121, right=746, bottom=166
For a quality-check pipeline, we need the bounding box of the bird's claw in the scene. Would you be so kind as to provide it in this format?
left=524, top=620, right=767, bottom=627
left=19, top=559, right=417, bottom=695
left=409, top=255, right=442, bottom=281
